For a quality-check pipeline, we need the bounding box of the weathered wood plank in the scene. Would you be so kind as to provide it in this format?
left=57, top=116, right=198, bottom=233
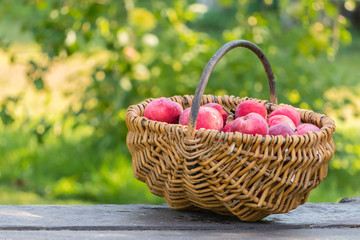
left=0, top=198, right=359, bottom=239
left=0, top=229, right=359, bottom=240
left=0, top=199, right=359, bottom=230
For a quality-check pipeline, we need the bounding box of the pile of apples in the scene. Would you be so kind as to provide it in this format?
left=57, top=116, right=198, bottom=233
left=144, top=97, right=320, bottom=137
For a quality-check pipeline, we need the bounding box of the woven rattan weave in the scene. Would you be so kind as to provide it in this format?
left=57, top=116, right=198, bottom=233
left=125, top=40, right=336, bottom=221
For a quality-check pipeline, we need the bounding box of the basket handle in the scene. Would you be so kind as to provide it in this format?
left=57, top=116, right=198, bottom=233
left=186, top=40, right=278, bottom=139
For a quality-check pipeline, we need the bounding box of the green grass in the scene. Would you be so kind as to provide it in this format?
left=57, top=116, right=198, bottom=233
left=0, top=186, right=91, bottom=205
left=0, top=122, right=165, bottom=205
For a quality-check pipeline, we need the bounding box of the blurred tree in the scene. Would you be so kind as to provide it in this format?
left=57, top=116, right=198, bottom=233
left=0, top=0, right=358, bottom=203
left=3, top=0, right=351, bottom=145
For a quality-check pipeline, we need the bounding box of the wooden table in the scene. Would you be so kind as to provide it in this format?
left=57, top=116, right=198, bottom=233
left=0, top=197, right=359, bottom=239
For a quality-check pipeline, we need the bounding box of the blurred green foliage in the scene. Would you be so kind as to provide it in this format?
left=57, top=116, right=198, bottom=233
left=0, top=0, right=359, bottom=204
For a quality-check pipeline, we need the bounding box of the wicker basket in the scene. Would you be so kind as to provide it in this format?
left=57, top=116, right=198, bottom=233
left=125, top=40, right=336, bottom=222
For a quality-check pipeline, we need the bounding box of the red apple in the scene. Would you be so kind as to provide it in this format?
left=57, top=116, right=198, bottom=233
left=296, top=123, right=320, bottom=135
left=144, top=97, right=183, bottom=124
left=179, top=106, right=223, bottom=130
left=235, top=100, right=267, bottom=119
left=268, top=124, right=297, bottom=137
left=267, top=115, right=296, bottom=131
left=268, top=106, right=301, bottom=126
left=203, top=103, right=229, bottom=125
left=232, top=112, right=268, bottom=136
left=222, top=120, right=235, bottom=132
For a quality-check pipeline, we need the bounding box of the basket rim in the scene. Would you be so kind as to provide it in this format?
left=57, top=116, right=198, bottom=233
left=125, top=94, right=336, bottom=145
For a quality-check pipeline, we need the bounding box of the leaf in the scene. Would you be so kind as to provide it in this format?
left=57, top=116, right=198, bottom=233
left=6, top=96, right=20, bottom=103
left=34, top=77, right=44, bottom=90
left=129, top=8, right=156, bottom=31
left=34, top=120, right=52, bottom=144
left=29, top=60, right=37, bottom=69
left=0, top=107, right=14, bottom=125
